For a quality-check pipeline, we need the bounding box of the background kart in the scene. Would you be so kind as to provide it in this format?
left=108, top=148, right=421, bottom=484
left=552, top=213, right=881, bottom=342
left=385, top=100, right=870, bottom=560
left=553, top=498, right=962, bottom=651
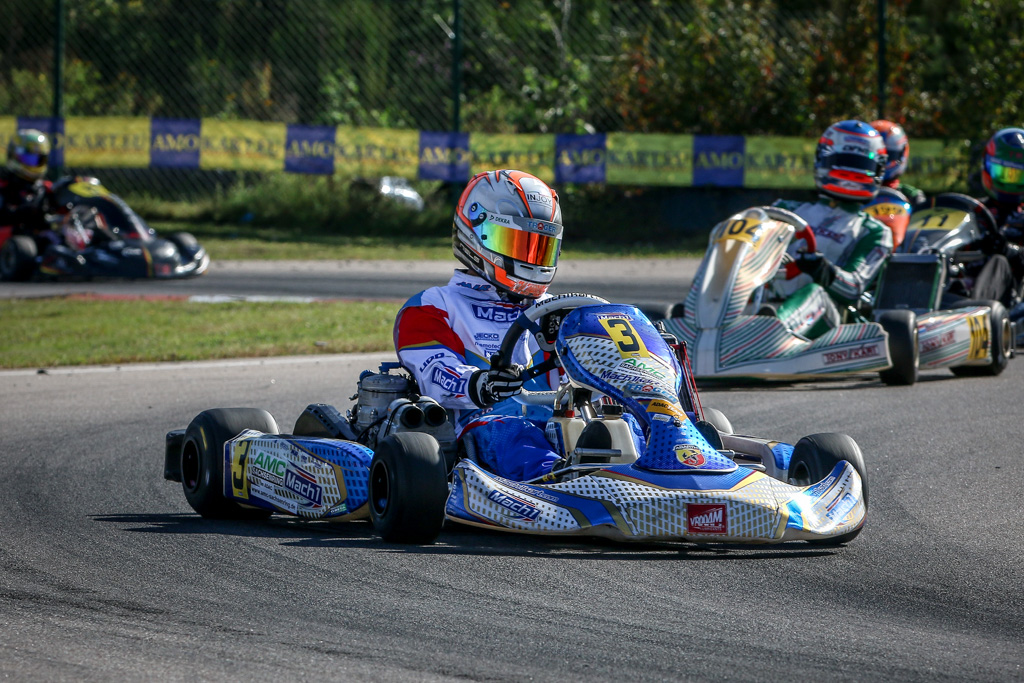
left=645, top=206, right=920, bottom=384
left=0, top=176, right=208, bottom=281
left=165, top=294, right=868, bottom=547
left=869, top=191, right=1016, bottom=375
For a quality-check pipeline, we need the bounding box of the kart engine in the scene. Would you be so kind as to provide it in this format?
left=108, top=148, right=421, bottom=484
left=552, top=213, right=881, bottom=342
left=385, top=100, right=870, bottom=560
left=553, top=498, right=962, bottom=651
left=348, top=363, right=457, bottom=464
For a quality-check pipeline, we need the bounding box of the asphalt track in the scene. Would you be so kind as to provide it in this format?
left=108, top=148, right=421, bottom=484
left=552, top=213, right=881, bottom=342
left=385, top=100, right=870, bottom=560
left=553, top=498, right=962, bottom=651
left=0, top=257, right=700, bottom=305
left=2, top=261, right=1023, bottom=681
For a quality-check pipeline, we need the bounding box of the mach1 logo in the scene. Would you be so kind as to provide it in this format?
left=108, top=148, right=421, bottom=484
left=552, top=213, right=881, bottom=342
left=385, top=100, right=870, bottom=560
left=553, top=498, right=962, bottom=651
left=472, top=303, right=523, bottom=323
left=687, top=503, right=727, bottom=534
left=823, top=343, right=880, bottom=366
left=487, top=490, right=540, bottom=522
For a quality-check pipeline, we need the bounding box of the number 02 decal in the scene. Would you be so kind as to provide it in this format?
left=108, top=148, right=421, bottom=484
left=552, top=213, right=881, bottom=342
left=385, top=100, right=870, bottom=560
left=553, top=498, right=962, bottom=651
left=716, top=217, right=763, bottom=246
left=598, top=318, right=650, bottom=358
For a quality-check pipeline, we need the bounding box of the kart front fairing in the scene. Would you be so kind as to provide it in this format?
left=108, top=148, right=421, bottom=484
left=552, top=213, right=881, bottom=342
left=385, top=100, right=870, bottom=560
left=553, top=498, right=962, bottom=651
left=445, top=302, right=866, bottom=543
left=662, top=207, right=892, bottom=379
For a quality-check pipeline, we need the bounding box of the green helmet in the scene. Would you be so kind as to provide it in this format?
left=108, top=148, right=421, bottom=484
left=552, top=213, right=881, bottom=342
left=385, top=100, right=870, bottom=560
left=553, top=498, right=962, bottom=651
left=981, top=128, right=1024, bottom=202
left=7, top=129, right=50, bottom=181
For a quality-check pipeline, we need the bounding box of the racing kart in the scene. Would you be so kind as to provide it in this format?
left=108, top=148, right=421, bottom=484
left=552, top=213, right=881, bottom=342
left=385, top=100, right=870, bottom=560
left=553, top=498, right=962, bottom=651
left=868, top=192, right=1016, bottom=375
left=0, top=176, right=209, bottom=281
left=647, top=206, right=919, bottom=384
left=164, top=293, right=868, bottom=546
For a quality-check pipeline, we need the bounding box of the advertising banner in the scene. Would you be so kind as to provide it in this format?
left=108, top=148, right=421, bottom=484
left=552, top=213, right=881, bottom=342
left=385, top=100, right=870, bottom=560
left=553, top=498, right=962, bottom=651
left=743, top=136, right=816, bottom=189
left=469, top=133, right=555, bottom=182
left=150, top=118, right=202, bottom=168
left=64, top=117, right=150, bottom=168
left=418, top=131, right=470, bottom=182
left=336, top=127, right=419, bottom=178
left=606, top=133, right=693, bottom=186
left=693, top=135, right=745, bottom=187
left=555, top=134, right=606, bottom=184
left=199, top=119, right=286, bottom=172
left=285, top=124, right=336, bottom=175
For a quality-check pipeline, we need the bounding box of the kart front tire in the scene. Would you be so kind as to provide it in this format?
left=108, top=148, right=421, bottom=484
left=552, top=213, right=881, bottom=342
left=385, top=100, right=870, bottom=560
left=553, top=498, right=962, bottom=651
left=694, top=407, right=733, bottom=451
left=369, top=432, right=448, bottom=544
left=167, top=231, right=199, bottom=256
left=878, top=310, right=919, bottom=386
left=789, top=433, right=868, bottom=546
left=181, top=408, right=278, bottom=519
left=949, top=299, right=1011, bottom=377
left=0, top=235, right=37, bottom=281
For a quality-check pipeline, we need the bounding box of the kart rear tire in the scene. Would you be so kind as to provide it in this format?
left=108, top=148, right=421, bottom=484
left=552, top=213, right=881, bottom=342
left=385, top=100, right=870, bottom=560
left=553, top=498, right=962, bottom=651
left=181, top=408, right=279, bottom=519
left=877, top=310, right=919, bottom=386
left=0, top=235, right=37, bottom=281
left=788, top=433, right=868, bottom=546
left=369, top=432, right=448, bottom=544
left=949, top=299, right=1011, bottom=377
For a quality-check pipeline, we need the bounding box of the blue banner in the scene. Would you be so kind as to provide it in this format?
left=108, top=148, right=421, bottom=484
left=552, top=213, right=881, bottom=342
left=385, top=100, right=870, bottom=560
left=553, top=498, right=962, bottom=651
left=150, top=118, right=201, bottom=169
left=19, top=117, right=64, bottom=169
left=556, top=134, right=606, bottom=184
left=693, top=135, right=745, bottom=187
left=418, top=131, right=470, bottom=182
left=285, top=124, right=335, bottom=175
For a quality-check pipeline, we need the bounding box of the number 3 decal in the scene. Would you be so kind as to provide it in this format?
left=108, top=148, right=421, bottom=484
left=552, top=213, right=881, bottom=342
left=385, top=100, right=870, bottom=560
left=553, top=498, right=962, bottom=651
left=599, top=318, right=650, bottom=358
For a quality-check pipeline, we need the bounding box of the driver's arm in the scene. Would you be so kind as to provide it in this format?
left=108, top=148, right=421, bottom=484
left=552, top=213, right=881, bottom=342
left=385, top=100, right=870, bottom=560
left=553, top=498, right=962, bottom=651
left=826, top=215, right=892, bottom=305
left=393, top=298, right=483, bottom=411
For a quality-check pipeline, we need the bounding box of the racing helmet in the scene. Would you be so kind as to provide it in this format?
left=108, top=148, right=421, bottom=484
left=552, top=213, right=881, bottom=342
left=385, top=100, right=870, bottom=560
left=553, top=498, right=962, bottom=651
left=981, top=127, right=1024, bottom=202
left=870, top=119, right=910, bottom=184
left=814, top=120, right=888, bottom=203
left=6, top=129, right=50, bottom=181
left=452, top=169, right=562, bottom=299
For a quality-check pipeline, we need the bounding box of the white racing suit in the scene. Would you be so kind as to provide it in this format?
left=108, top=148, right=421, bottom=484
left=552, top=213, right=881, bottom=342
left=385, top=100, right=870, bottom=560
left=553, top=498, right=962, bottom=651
left=768, top=197, right=893, bottom=338
left=393, top=270, right=563, bottom=481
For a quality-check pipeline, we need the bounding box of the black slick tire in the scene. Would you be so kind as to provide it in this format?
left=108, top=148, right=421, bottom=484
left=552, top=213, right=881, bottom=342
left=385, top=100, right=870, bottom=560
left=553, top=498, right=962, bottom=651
left=0, top=235, right=37, bottom=281
left=788, top=433, right=868, bottom=546
left=878, top=309, right=919, bottom=386
left=369, top=432, right=448, bottom=544
left=181, top=408, right=278, bottom=519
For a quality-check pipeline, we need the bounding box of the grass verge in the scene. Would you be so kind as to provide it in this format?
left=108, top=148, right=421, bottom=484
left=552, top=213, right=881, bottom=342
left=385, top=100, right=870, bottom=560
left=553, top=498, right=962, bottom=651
left=0, top=297, right=401, bottom=369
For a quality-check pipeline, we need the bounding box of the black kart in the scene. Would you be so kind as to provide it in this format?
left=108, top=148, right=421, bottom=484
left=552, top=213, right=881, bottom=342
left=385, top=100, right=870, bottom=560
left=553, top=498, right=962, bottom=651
left=0, top=176, right=208, bottom=282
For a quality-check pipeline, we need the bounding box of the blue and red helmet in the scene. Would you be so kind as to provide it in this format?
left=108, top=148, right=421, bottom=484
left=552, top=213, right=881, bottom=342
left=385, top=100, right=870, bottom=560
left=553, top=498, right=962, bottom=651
left=870, top=119, right=910, bottom=184
left=814, top=120, right=888, bottom=203
left=981, top=128, right=1024, bottom=202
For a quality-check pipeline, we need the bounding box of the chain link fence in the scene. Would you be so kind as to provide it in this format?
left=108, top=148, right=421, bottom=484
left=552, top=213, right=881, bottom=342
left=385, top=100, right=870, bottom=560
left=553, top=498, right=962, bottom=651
left=2, top=0, right=1022, bottom=200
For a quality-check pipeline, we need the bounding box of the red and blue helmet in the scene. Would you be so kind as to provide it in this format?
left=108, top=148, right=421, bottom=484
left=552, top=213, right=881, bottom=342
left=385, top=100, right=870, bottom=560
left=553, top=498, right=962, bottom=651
left=814, top=120, right=888, bottom=203
left=981, top=128, right=1024, bottom=203
left=870, top=119, right=910, bottom=184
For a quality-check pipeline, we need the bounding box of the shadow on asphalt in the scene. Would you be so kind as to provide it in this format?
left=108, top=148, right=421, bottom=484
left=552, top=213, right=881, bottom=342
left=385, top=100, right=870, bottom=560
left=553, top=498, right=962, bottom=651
left=93, top=513, right=839, bottom=560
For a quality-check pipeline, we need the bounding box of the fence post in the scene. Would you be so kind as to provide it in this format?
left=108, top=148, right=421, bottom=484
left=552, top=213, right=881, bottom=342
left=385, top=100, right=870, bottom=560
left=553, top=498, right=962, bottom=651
left=52, top=0, right=65, bottom=176
left=449, top=0, right=463, bottom=206
left=876, top=0, right=886, bottom=121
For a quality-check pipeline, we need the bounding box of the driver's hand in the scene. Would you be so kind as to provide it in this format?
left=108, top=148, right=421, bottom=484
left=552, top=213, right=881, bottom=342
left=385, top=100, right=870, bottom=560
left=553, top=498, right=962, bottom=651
left=794, top=251, right=836, bottom=287
left=469, top=365, right=525, bottom=407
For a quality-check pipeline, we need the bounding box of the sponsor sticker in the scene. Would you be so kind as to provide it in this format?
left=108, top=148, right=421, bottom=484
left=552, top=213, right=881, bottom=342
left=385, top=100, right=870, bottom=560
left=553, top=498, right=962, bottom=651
left=472, top=302, right=523, bottom=323
left=430, top=366, right=466, bottom=395
left=921, top=329, right=955, bottom=353
left=675, top=445, right=706, bottom=467
left=822, top=343, right=880, bottom=366
left=487, top=489, right=541, bottom=522
left=687, top=503, right=727, bottom=535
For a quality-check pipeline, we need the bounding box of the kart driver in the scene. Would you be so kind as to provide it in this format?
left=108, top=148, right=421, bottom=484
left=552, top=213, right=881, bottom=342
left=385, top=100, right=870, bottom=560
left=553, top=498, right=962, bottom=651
left=963, top=127, right=1024, bottom=306
left=0, top=129, right=55, bottom=235
left=870, top=119, right=927, bottom=210
left=393, top=169, right=568, bottom=482
left=765, top=119, right=894, bottom=339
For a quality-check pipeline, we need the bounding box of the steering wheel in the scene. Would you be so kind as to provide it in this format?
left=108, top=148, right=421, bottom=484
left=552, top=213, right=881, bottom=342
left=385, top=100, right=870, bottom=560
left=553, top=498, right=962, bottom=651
left=932, top=192, right=999, bottom=236
left=761, top=207, right=817, bottom=280
left=492, top=293, right=609, bottom=406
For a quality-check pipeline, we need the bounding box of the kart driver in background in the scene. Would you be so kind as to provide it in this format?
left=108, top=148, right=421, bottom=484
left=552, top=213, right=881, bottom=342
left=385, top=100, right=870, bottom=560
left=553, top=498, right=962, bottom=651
left=0, top=129, right=55, bottom=235
left=764, top=119, right=893, bottom=339
left=870, top=119, right=927, bottom=210
left=393, top=170, right=569, bottom=482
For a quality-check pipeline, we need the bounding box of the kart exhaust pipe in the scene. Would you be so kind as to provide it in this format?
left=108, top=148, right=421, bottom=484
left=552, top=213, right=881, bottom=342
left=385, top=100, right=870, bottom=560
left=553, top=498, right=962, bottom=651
left=399, top=405, right=424, bottom=429
left=421, top=402, right=447, bottom=428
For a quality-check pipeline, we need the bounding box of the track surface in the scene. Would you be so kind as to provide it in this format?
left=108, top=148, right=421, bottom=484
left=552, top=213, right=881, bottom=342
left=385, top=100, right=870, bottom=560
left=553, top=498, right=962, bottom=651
left=2, top=352, right=1022, bottom=681
left=0, top=257, right=700, bottom=306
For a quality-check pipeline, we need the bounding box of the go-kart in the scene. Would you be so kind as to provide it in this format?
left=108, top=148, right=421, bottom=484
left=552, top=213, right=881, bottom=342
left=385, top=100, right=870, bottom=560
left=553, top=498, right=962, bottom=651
left=0, top=176, right=208, bottom=281
left=648, top=206, right=919, bottom=384
left=164, top=293, right=868, bottom=546
left=869, top=192, right=1016, bottom=375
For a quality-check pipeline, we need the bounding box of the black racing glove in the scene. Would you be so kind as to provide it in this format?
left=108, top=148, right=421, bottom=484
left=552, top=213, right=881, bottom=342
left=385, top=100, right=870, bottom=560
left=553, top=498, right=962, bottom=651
left=794, top=251, right=836, bottom=288
left=468, top=365, right=524, bottom=408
